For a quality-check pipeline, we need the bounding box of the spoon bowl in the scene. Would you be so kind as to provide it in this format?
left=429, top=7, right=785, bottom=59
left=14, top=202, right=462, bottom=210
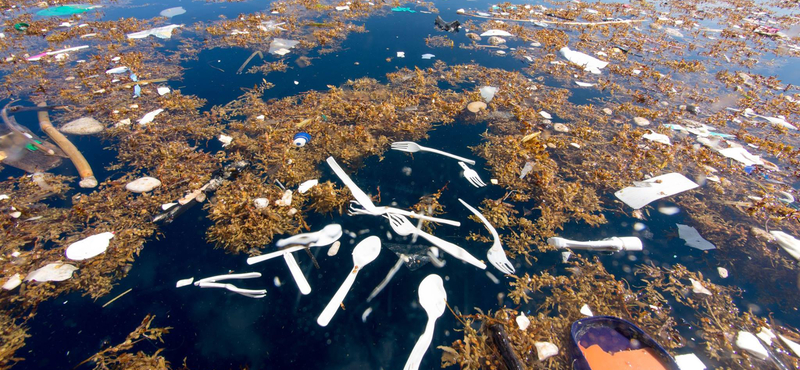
left=312, top=224, right=344, bottom=247
left=352, top=235, right=381, bottom=266
left=418, top=274, right=447, bottom=318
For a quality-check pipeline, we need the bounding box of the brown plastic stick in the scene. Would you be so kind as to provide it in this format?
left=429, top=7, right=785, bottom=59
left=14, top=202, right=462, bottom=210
left=37, top=102, right=98, bottom=188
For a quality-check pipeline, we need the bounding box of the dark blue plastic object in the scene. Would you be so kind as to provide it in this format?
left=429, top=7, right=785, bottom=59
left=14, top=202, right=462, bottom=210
left=570, top=316, right=680, bottom=370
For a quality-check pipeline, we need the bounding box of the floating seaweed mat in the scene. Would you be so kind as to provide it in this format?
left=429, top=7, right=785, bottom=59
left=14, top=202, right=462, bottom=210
left=571, top=316, right=679, bottom=370
left=36, top=4, right=100, bottom=17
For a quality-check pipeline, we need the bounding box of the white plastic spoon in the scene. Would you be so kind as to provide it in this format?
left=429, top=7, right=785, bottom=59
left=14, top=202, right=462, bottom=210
left=283, top=253, right=311, bottom=295
left=403, top=274, right=447, bottom=370
left=317, top=236, right=381, bottom=327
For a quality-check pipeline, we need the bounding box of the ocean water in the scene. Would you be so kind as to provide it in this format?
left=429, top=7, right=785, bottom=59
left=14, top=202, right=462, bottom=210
left=4, top=0, right=800, bottom=369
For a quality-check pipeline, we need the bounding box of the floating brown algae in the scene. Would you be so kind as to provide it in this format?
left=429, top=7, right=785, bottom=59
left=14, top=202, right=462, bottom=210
left=77, top=314, right=175, bottom=370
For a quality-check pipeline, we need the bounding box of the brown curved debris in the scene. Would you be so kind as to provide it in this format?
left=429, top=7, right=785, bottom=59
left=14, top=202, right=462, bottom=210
left=37, top=102, right=97, bottom=188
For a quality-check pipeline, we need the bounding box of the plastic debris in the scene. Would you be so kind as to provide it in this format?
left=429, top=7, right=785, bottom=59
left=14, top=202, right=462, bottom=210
left=520, top=162, right=534, bottom=179
left=736, top=331, right=769, bottom=360
left=138, top=109, right=164, bottom=125
left=548, top=236, right=643, bottom=252
left=614, top=173, right=699, bottom=209
left=642, top=131, right=671, bottom=145
left=176, top=277, right=194, bottom=288
left=466, top=101, right=487, bottom=113
left=757, top=328, right=776, bottom=345
left=269, top=38, right=300, bottom=55
left=160, top=7, right=186, bottom=17
left=361, top=307, right=373, bottom=322
left=769, top=230, right=800, bottom=260
left=535, top=342, right=559, bottom=361
left=2, top=273, right=22, bottom=290
left=559, top=46, right=609, bottom=74
left=779, top=335, right=800, bottom=357
left=480, top=86, right=498, bottom=102
left=127, top=24, right=183, bottom=40
left=258, top=21, right=286, bottom=32
left=105, top=66, right=128, bottom=74
left=553, top=123, right=569, bottom=133
left=488, top=36, right=506, bottom=45
left=327, top=240, right=341, bottom=256
left=253, top=198, right=269, bottom=209
left=65, top=232, right=114, bottom=261
left=689, top=278, right=712, bottom=295
left=677, top=224, right=716, bottom=250
left=674, top=353, right=706, bottom=370
left=421, top=53, right=435, bottom=60
left=298, top=179, right=318, bottom=194
left=37, top=4, right=100, bottom=17
left=516, top=313, right=530, bottom=330
left=274, top=190, right=293, bottom=207
left=397, top=51, right=405, bottom=58
left=25, top=263, right=78, bottom=282
left=157, top=86, right=170, bottom=95
left=580, top=304, right=594, bottom=316
left=480, top=29, right=513, bottom=37
left=658, top=206, right=680, bottom=215
left=27, top=45, right=89, bottom=61
left=717, top=267, right=728, bottom=278
left=539, top=111, right=552, bottom=119
left=218, top=134, right=233, bottom=147
left=718, top=147, right=763, bottom=166
left=59, top=117, right=104, bottom=135
left=633, top=116, right=651, bottom=126
left=125, top=177, right=162, bottom=193
left=335, top=6, right=350, bottom=11
left=391, top=7, right=416, bottom=12
left=434, top=16, right=460, bottom=32
left=575, top=81, right=596, bottom=87
left=293, top=132, right=311, bottom=147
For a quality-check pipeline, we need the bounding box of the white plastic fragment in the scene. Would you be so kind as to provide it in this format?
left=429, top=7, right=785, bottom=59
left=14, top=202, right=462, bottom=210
left=65, top=232, right=114, bottom=261
left=218, top=134, right=233, bottom=147
left=736, top=331, right=769, bottom=360
left=25, top=263, right=78, bottom=282
left=580, top=304, right=593, bottom=317
left=335, top=5, right=350, bottom=11
left=2, top=273, right=22, bottom=290
left=559, top=46, right=608, bottom=74
left=480, top=86, right=498, bottom=102
left=137, top=108, right=164, bottom=125
left=769, top=230, right=800, bottom=260
left=561, top=251, right=571, bottom=263
left=60, top=117, right=104, bottom=135
left=674, top=353, right=706, bottom=370
left=396, top=51, right=405, bottom=58
left=160, top=6, right=186, bottom=17
left=126, top=177, right=161, bottom=193
left=268, top=38, right=300, bottom=55
left=253, top=198, right=269, bottom=209
left=689, top=278, right=712, bottom=295
left=658, top=206, right=680, bottom=215
left=643, top=131, right=671, bottom=145
left=485, top=271, right=500, bottom=284
left=480, top=29, right=513, bottom=37
left=127, top=24, right=183, bottom=39
left=534, top=342, right=559, bottom=361
left=298, top=179, right=318, bottom=194
left=105, top=66, right=128, bottom=74
left=176, top=277, right=194, bottom=288
left=779, top=334, right=800, bottom=357
left=161, top=202, right=177, bottom=211
left=362, top=307, right=373, bottom=322
left=520, top=162, right=534, bottom=179
left=717, top=267, right=728, bottom=278
left=539, top=111, right=552, bottom=119
left=633, top=116, right=651, bottom=126
left=157, top=86, right=170, bottom=95
left=718, top=147, right=763, bottom=166
left=327, top=240, right=341, bottom=256
left=0, top=194, right=8, bottom=200
left=274, top=190, right=293, bottom=207
left=516, top=313, right=530, bottom=330
left=614, top=173, right=699, bottom=209
left=421, top=53, right=435, bottom=60
left=677, top=224, right=716, bottom=250
left=757, top=328, right=776, bottom=345
left=575, top=81, right=595, bottom=87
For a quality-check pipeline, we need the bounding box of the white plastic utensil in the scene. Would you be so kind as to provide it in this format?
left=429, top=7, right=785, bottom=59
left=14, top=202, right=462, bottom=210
left=458, top=199, right=514, bottom=274
left=403, top=274, right=447, bottom=370
left=348, top=201, right=461, bottom=227
left=326, top=157, right=379, bottom=212
left=390, top=141, right=476, bottom=165
left=547, top=236, right=642, bottom=252
left=197, top=282, right=266, bottom=298
left=194, top=272, right=262, bottom=285
left=283, top=253, right=312, bottom=295
left=317, top=236, right=382, bottom=327
left=386, top=214, right=486, bottom=270
left=458, top=162, right=487, bottom=188
left=246, top=224, right=342, bottom=265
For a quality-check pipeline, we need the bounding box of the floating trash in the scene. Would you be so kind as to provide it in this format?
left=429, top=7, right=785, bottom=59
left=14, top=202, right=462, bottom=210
left=253, top=198, right=269, bottom=209
left=689, top=278, right=712, bottom=295
left=218, top=134, right=233, bottom=147
left=421, top=53, right=435, bottom=60
left=396, top=51, right=405, bottom=58
left=633, top=116, right=650, bottom=126
left=487, top=36, right=506, bottom=45
left=559, top=46, right=609, bottom=74
left=516, top=313, right=530, bottom=330
left=298, top=179, right=318, bottom=193
left=269, top=38, right=300, bottom=55
left=674, top=353, right=707, bottom=370
left=293, top=132, right=311, bottom=147
left=127, top=24, right=183, bottom=40
left=176, top=277, right=194, bottom=288
left=575, top=81, right=595, bottom=87
left=27, top=45, right=89, bottom=61
left=391, top=7, right=416, bottom=12
left=480, top=29, right=513, bottom=37
left=402, top=274, right=446, bottom=369
left=642, top=131, right=671, bottom=145
left=1, top=274, right=22, bottom=290
left=335, top=5, right=350, bottom=11
left=535, top=342, right=559, bottom=360
left=657, top=206, right=680, bottom=215
left=274, top=189, right=293, bottom=207
left=105, top=66, right=128, bottom=74
left=677, top=224, right=716, bottom=250
left=160, top=7, right=186, bottom=17
left=125, top=176, right=162, bottom=193
left=615, top=173, right=699, bottom=209
left=548, top=236, right=643, bottom=252
left=769, top=231, right=800, bottom=260
left=466, top=101, right=487, bottom=113
left=59, top=117, right=104, bottom=135
left=25, top=263, right=78, bottom=282
left=137, top=108, right=164, bottom=125
left=480, top=86, right=498, bottom=102
left=65, top=232, right=114, bottom=261
left=37, top=4, right=100, bottom=17
left=736, top=331, right=769, bottom=360
left=580, top=304, right=594, bottom=317
left=157, top=86, right=170, bottom=95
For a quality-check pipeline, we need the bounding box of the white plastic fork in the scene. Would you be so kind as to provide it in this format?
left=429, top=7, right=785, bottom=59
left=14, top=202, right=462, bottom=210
left=391, top=141, right=476, bottom=165
left=348, top=201, right=461, bottom=227
left=458, top=162, right=487, bottom=188
left=458, top=198, right=515, bottom=275
left=386, top=213, right=486, bottom=270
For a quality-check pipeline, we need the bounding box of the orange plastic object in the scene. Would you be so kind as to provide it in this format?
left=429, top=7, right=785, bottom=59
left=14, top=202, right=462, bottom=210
left=579, top=344, right=669, bottom=370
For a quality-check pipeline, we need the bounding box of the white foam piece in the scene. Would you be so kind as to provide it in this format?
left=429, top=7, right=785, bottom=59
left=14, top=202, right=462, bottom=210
left=770, top=230, right=800, bottom=260
left=675, top=353, right=706, bottom=370
left=580, top=304, right=593, bottom=316
left=779, top=334, right=800, bottom=357
left=157, top=86, right=170, bottom=95
left=65, top=232, right=114, bottom=260
left=658, top=206, right=680, bottom=215
left=736, top=331, right=769, bottom=360
left=2, top=273, right=21, bottom=290
left=516, top=313, right=530, bottom=330
left=718, top=147, right=763, bottom=166
left=677, top=224, right=716, bottom=250
left=535, top=342, right=559, bottom=360
left=643, top=131, right=671, bottom=145
left=575, top=81, right=596, bottom=87
left=615, top=173, right=699, bottom=209
left=559, top=46, right=608, bottom=74
left=176, top=277, right=194, bottom=288
left=421, top=53, right=435, bottom=60
left=25, top=263, right=78, bottom=282
left=396, top=51, right=405, bottom=58
left=689, top=278, right=711, bottom=295
left=756, top=328, right=776, bottom=345
left=298, top=179, right=318, bottom=194
left=480, top=29, right=513, bottom=37
left=138, top=108, right=164, bottom=125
